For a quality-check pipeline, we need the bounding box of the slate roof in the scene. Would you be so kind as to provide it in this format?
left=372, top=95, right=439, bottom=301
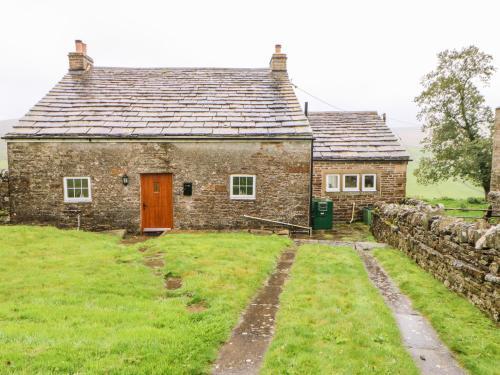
left=6, top=67, right=311, bottom=139
left=308, top=111, right=409, bottom=160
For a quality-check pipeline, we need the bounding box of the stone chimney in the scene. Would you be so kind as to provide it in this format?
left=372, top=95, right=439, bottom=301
left=270, top=44, right=287, bottom=72
left=490, top=108, right=500, bottom=192
left=68, top=40, right=93, bottom=71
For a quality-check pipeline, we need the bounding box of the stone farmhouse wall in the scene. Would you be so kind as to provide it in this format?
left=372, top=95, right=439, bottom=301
left=372, top=199, right=499, bottom=322
left=0, top=171, right=9, bottom=223
left=312, top=160, right=407, bottom=223
left=7, top=140, right=311, bottom=232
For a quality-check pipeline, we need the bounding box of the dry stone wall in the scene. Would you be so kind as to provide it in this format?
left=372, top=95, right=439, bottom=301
left=372, top=199, right=499, bottom=321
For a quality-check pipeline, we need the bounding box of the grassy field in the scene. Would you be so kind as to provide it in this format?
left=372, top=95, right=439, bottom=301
left=261, top=244, right=418, bottom=374
left=373, top=247, right=500, bottom=375
left=424, top=197, right=489, bottom=219
left=406, top=147, right=484, bottom=200
left=0, top=226, right=289, bottom=374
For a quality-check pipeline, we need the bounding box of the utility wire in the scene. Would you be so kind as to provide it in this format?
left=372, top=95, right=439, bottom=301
left=292, top=83, right=422, bottom=128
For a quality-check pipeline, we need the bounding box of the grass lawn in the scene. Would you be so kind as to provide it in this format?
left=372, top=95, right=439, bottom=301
left=373, top=247, right=500, bottom=375
left=0, top=226, right=290, bottom=374
left=406, top=147, right=483, bottom=200
left=261, top=244, right=418, bottom=374
left=424, top=197, right=489, bottom=219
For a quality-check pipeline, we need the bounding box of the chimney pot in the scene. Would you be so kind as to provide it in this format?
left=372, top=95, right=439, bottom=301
left=275, top=44, right=282, bottom=53
left=75, top=40, right=84, bottom=53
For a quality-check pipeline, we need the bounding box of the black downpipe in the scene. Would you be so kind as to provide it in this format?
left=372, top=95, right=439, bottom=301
left=304, top=102, right=313, bottom=228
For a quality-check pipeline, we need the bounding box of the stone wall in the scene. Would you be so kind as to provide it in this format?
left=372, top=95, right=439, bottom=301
left=372, top=199, right=499, bottom=321
left=312, top=160, right=407, bottom=223
left=0, top=170, right=9, bottom=223
left=7, top=140, right=311, bottom=232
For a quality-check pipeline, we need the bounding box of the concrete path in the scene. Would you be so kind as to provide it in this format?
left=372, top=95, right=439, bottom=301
left=356, top=243, right=466, bottom=375
left=212, top=247, right=296, bottom=375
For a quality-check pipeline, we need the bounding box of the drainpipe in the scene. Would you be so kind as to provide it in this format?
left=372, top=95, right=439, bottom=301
left=350, top=202, right=356, bottom=224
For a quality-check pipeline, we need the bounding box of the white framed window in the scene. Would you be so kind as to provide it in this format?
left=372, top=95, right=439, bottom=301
left=362, top=174, right=377, bottom=192
left=63, top=177, right=92, bottom=203
left=325, top=174, right=340, bottom=192
left=343, top=174, right=359, bottom=192
left=230, top=175, right=256, bottom=200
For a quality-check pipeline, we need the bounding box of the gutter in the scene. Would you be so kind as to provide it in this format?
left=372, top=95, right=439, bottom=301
left=3, top=135, right=314, bottom=142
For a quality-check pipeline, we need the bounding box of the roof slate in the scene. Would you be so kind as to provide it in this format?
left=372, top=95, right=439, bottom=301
left=308, top=111, right=409, bottom=161
left=6, top=67, right=312, bottom=139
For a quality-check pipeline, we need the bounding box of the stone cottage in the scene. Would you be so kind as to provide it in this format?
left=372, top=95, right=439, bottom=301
left=4, top=41, right=312, bottom=232
left=309, top=111, right=409, bottom=223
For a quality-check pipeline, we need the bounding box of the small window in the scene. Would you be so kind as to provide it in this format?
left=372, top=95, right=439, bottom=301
left=362, top=174, right=377, bottom=192
left=64, top=177, right=92, bottom=203
left=343, top=174, right=359, bottom=192
left=230, top=175, right=256, bottom=200
left=153, top=181, right=160, bottom=193
left=325, top=174, right=340, bottom=192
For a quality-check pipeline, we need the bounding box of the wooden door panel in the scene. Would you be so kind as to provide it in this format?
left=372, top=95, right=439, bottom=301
left=141, top=174, right=173, bottom=231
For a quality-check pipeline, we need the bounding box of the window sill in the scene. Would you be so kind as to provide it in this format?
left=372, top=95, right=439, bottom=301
left=230, top=196, right=256, bottom=200
left=64, top=199, right=92, bottom=203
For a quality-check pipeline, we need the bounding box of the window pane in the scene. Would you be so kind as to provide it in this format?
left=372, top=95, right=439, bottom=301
left=327, top=175, right=338, bottom=189
left=67, top=179, right=74, bottom=188
left=239, top=187, right=246, bottom=195
left=364, top=175, right=375, bottom=188
left=233, top=176, right=240, bottom=186
left=247, top=186, right=253, bottom=195
left=81, top=188, right=89, bottom=198
left=345, top=175, right=358, bottom=188
left=246, top=177, right=253, bottom=187
left=233, top=185, right=239, bottom=195
left=74, top=179, right=81, bottom=188
left=82, top=179, right=88, bottom=188
left=67, top=189, right=75, bottom=198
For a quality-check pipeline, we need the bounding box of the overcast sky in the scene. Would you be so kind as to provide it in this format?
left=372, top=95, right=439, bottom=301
left=1, top=0, right=499, bottom=129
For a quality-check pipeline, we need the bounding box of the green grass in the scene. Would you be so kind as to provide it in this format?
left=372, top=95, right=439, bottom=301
left=0, top=226, right=290, bottom=374
left=406, top=147, right=483, bottom=199
left=424, top=197, right=488, bottom=219
left=261, top=245, right=418, bottom=374
left=373, top=247, right=499, bottom=375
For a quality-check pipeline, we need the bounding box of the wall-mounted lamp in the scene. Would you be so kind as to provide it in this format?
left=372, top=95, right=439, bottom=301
left=122, top=174, right=129, bottom=186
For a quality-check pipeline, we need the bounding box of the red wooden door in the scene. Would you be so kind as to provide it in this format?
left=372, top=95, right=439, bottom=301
left=141, top=174, right=173, bottom=231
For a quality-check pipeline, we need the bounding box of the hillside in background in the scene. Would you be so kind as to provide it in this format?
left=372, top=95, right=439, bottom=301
left=0, top=119, right=16, bottom=169
left=391, top=126, right=483, bottom=199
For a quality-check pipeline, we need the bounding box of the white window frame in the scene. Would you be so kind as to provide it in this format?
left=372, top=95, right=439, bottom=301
left=362, top=174, right=377, bottom=192
left=343, top=174, right=360, bottom=192
left=230, top=174, right=256, bottom=200
left=63, top=177, right=92, bottom=203
left=325, top=174, right=340, bottom=192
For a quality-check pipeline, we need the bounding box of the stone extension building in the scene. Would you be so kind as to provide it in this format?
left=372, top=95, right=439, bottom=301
left=309, top=111, right=409, bottom=223
left=3, top=40, right=408, bottom=232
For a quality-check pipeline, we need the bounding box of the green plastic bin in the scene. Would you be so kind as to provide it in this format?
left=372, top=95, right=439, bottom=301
left=362, top=206, right=373, bottom=225
left=312, top=198, right=333, bottom=230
